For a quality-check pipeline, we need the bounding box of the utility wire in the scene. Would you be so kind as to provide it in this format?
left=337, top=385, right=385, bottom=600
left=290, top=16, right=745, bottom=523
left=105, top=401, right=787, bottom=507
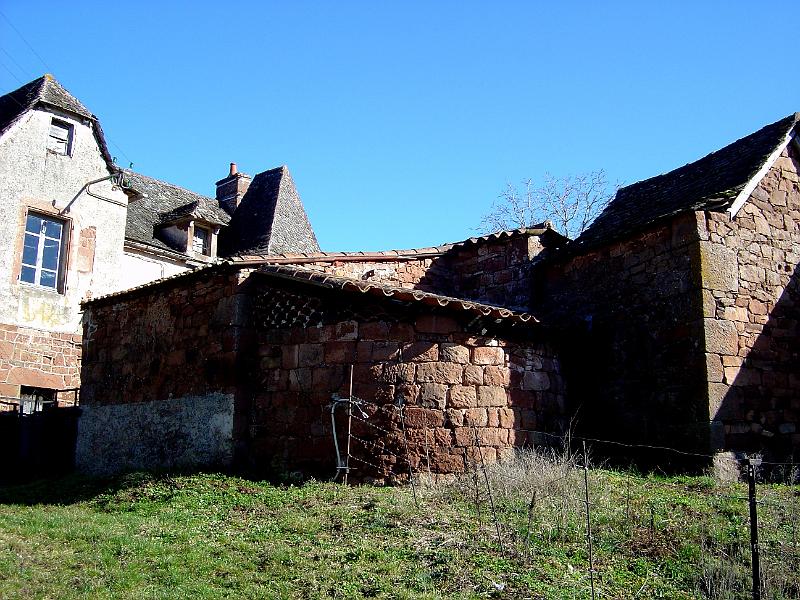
left=0, top=9, right=52, bottom=73
left=0, top=47, right=29, bottom=81
left=0, top=59, right=24, bottom=86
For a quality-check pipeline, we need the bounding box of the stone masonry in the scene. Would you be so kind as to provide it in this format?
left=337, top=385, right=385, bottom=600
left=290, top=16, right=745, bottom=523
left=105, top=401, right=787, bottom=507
left=537, top=212, right=708, bottom=457
left=248, top=276, right=563, bottom=480
left=700, top=146, right=800, bottom=455
left=79, top=264, right=565, bottom=478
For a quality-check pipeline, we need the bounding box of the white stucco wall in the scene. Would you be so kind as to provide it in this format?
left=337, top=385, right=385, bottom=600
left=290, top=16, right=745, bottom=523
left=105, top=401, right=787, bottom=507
left=0, top=106, right=129, bottom=333
left=121, top=248, right=189, bottom=290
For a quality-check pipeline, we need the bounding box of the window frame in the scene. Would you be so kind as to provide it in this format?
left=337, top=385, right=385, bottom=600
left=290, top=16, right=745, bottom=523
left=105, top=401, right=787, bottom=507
left=192, top=224, right=211, bottom=256
left=19, top=210, right=69, bottom=293
left=47, top=118, right=73, bottom=156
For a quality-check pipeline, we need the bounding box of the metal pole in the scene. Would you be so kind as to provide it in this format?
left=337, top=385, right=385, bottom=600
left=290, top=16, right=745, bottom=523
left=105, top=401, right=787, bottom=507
left=344, top=365, right=354, bottom=485
left=582, top=441, right=596, bottom=600
left=398, top=403, right=419, bottom=508
left=746, top=457, right=762, bottom=600
left=473, top=424, right=504, bottom=553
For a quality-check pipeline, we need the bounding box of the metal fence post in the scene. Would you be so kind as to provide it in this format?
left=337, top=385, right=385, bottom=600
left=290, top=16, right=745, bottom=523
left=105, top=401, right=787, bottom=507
left=745, top=457, right=762, bottom=600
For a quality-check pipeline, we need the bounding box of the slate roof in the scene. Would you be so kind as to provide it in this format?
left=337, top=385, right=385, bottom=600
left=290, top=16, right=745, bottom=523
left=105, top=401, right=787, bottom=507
left=573, top=112, right=800, bottom=251
left=0, top=74, right=114, bottom=168
left=158, top=200, right=230, bottom=227
left=220, top=166, right=320, bottom=256
left=124, top=171, right=229, bottom=254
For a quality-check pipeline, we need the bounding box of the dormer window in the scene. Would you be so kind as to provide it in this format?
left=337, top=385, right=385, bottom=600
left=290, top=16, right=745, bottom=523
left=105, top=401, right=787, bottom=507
left=47, top=118, right=73, bottom=155
left=192, top=225, right=211, bottom=256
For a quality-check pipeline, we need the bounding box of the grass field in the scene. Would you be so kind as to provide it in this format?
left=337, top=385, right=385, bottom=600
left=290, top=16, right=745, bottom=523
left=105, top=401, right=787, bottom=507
left=0, top=455, right=798, bottom=599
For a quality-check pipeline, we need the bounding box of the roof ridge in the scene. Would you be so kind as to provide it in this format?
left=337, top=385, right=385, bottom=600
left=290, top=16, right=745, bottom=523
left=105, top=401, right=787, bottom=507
left=617, top=112, right=799, bottom=197
left=128, top=170, right=215, bottom=201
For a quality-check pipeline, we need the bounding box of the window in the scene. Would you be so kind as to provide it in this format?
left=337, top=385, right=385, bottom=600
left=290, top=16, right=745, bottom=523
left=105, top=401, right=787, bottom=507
left=20, top=212, right=66, bottom=290
left=47, top=119, right=73, bottom=155
left=192, top=225, right=210, bottom=256
left=19, top=386, right=56, bottom=415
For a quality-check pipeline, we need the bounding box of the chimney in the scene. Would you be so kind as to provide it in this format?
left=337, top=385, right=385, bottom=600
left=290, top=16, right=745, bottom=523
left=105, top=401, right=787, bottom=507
left=216, top=162, right=251, bottom=215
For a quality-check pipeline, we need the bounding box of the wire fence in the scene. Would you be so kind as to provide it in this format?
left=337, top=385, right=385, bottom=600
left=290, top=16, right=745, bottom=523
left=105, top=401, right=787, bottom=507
left=329, top=395, right=800, bottom=600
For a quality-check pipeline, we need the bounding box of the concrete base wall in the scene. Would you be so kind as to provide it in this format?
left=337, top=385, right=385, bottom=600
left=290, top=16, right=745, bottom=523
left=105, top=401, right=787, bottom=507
left=75, top=393, right=234, bottom=477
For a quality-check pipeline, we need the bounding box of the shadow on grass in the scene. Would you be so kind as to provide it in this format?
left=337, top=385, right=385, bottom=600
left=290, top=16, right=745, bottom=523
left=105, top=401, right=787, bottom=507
left=0, top=464, right=325, bottom=506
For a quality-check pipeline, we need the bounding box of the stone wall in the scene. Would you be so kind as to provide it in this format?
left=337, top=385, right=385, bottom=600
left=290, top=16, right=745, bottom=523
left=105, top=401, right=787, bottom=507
left=298, top=256, right=451, bottom=293
left=81, top=268, right=251, bottom=406
left=0, top=323, right=81, bottom=401
left=538, top=213, right=708, bottom=456
left=79, top=266, right=566, bottom=478
left=247, top=276, right=565, bottom=481
left=75, top=393, right=235, bottom=477
left=301, top=231, right=557, bottom=312
left=700, top=146, right=800, bottom=456
left=443, top=233, right=550, bottom=310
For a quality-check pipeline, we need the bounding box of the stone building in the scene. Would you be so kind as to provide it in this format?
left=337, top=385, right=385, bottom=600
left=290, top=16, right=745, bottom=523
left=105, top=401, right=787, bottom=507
left=537, top=113, right=800, bottom=462
left=0, top=75, right=318, bottom=413
left=5, top=74, right=795, bottom=477
left=76, top=229, right=567, bottom=478
left=76, top=112, right=800, bottom=477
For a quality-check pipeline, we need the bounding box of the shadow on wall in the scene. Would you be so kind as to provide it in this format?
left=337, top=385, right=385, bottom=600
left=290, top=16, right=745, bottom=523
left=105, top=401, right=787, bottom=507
left=715, top=262, right=799, bottom=461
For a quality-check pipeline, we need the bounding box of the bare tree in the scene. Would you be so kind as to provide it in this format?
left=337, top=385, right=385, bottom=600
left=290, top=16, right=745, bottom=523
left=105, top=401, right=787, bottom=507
left=479, top=170, right=618, bottom=240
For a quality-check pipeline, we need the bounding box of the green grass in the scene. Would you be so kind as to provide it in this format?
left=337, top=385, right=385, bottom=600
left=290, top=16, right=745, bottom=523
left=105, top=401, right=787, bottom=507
left=0, top=462, right=797, bottom=599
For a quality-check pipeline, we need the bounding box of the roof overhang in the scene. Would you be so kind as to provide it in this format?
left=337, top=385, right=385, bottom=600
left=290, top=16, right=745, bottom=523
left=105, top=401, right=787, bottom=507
left=727, top=124, right=798, bottom=218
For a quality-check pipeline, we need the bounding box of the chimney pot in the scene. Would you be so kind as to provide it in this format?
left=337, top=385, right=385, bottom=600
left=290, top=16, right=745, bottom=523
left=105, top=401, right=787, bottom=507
left=229, top=162, right=238, bottom=176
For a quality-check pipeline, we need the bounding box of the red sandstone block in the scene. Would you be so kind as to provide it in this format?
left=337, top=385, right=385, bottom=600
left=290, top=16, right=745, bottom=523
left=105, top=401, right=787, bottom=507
left=464, top=408, right=488, bottom=427
left=353, top=363, right=383, bottom=386
left=333, top=321, right=358, bottom=341
left=324, top=341, right=357, bottom=364
left=415, top=314, right=460, bottom=334
left=289, top=368, right=313, bottom=392
left=477, top=385, right=507, bottom=407
left=388, top=323, right=415, bottom=342
left=463, top=365, right=483, bottom=385
left=260, top=369, right=289, bottom=392
left=7, top=366, right=64, bottom=389
left=430, top=452, right=467, bottom=474
left=282, top=346, right=299, bottom=370
left=473, top=346, right=504, bottom=366
left=498, top=408, right=515, bottom=429
left=439, top=343, right=470, bottom=364
left=402, top=342, right=438, bottom=362
left=477, top=427, right=508, bottom=447
left=381, top=363, right=415, bottom=384
left=298, top=343, right=324, bottom=367
left=483, top=366, right=510, bottom=386
left=354, top=383, right=395, bottom=404
left=356, top=341, right=373, bottom=362
left=466, top=446, right=497, bottom=464
left=395, top=383, right=419, bottom=404
left=454, top=427, right=474, bottom=447
left=403, top=407, right=442, bottom=428
left=416, top=362, right=463, bottom=385
left=371, top=341, right=400, bottom=361
left=0, top=383, right=20, bottom=397
left=418, top=383, right=447, bottom=409
left=448, top=385, right=477, bottom=409
left=360, top=321, right=390, bottom=340
left=445, top=408, right=465, bottom=427
left=313, top=366, right=347, bottom=390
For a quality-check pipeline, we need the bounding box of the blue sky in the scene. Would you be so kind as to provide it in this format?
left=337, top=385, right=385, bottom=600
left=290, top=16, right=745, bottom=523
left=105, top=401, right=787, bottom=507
left=1, top=1, right=797, bottom=251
